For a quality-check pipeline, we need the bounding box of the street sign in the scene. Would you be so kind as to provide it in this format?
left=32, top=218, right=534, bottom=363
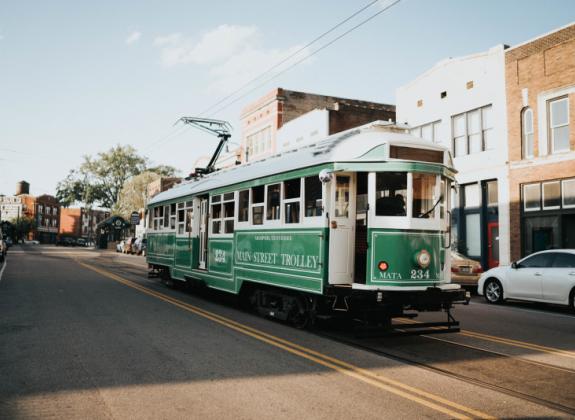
left=130, top=211, right=140, bottom=225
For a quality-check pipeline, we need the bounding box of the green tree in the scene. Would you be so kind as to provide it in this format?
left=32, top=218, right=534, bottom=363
left=113, top=171, right=161, bottom=218
left=56, top=145, right=177, bottom=209
left=10, top=216, right=36, bottom=243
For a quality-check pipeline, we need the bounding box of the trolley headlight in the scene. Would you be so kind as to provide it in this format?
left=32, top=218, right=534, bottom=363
left=378, top=261, right=389, bottom=272
left=416, top=249, right=431, bottom=268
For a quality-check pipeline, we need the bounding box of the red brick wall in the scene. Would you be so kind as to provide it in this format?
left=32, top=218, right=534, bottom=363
left=506, top=24, right=575, bottom=260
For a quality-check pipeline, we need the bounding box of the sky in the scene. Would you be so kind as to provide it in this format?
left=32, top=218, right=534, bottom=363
left=0, top=0, right=574, bottom=197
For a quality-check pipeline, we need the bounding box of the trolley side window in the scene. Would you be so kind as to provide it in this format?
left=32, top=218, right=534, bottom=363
left=304, top=176, right=323, bottom=217
left=252, top=186, right=264, bottom=225
left=185, top=201, right=193, bottom=233
left=211, top=195, right=222, bottom=234
left=412, top=173, right=438, bottom=219
left=284, top=178, right=301, bottom=224
left=266, top=183, right=281, bottom=221
left=177, top=202, right=185, bottom=234
left=223, top=193, right=235, bottom=234
left=170, top=203, right=176, bottom=229
left=238, top=190, right=249, bottom=223
left=163, top=205, right=169, bottom=228
left=375, top=172, right=407, bottom=216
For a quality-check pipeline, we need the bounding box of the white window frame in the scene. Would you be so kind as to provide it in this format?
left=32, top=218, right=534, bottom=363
left=237, top=189, right=251, bottom=228
left=301, top=175, right=325, bottom=227
left=523, top=183, right=541, bottom=212
left=411, top=120, right=441, bottom=143
left=176, top=202, right=186, bottom=235
left=265, top=183, right=282, bottom=227
left=283, top=178, right=302, bottom=225
left=251, top=185, right=265, bottom=227
left=222, top=192, right=236, bottom=235
left=542, top=181, right=561, bottom=210
left=562, top=178, right=575, bottom=209
left=549, top=96, right=570, bottom=154
left=451, top=104, right=493, bottom=157
left=209, top=194, right=224, bottom=236
left=522, top=107, right=534, bottom=159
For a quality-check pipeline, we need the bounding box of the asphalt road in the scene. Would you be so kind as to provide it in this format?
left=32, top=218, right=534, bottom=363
left=1, top=245, right=574, bottom=419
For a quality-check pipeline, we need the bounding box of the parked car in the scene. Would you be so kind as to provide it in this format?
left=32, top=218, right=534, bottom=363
left=56, top=237, right=76, bottom=246
left=0, top=238, right=6, bottom=262
left=5, top=237, right=13, bottom=248
left=478, top=249, right=575, bottom=309
left=451, top=251, right=483, bottom=288
left=76, top=238, right=87, bottom=247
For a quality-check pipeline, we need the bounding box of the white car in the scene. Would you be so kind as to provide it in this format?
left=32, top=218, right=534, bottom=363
left=478, top=249, right=575, bottom=309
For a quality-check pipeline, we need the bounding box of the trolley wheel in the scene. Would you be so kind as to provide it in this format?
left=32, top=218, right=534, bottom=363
left=161, top=268, right=174, bottom=288
left=288, top=294, right=314, bottom=329
left=484, top=278, right=504, bottom=304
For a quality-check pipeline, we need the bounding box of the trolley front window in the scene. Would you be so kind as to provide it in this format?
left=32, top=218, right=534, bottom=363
left=413, top=173, right=438, bottom=219
left=375, top=172, right=407, bottom=216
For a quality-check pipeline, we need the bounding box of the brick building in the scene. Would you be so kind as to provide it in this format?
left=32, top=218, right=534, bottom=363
left=240, top=88, right=396, bottom=163
left=60, top=208, right=110, bottom=240
left=19, top=193, right=61, bottom=243
left=506, top=23, right=575, bottom=259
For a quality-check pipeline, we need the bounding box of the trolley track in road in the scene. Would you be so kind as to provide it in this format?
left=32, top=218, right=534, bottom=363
left=88, top=255, right=575, bottom=417
left=314, top=326, right=575, bottom=417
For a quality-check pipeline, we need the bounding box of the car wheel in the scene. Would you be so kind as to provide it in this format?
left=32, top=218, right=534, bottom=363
left=484, top=278, right=504, bottom=304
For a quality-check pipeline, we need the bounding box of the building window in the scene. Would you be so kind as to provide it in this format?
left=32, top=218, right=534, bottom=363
left=563, top=179, right=575, bottom=208
left=451, top=105, right=493, bottom=156
left=246, top=126, right=272, bottom=162
left=411, top=120, right=441, bottom=143
left=522, top=108, right=534, bottom=159
left=549, top=97, right=569, bottom=153
left=542, top=181, right=561, bottom=210
left=464, top=183, right=480, bottom=208
left=486, top=181, right=498, bottom=207
left=523, top=184, right=541, bottom=212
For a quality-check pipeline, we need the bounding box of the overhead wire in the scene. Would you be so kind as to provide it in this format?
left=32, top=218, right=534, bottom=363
left=207, top=0, right=401, bottom=118
left=197, top=0, right=383, bottom=117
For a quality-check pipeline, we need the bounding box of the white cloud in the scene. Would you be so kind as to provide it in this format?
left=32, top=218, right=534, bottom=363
left=153, top=24, right=309, bottom=93
left=0, top=35, right=4, bottom=41
left=125, top=31, right=142, bottom=45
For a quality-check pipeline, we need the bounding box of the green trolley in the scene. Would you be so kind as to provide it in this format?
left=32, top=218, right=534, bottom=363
left=147, top=121, right=468, bottom=330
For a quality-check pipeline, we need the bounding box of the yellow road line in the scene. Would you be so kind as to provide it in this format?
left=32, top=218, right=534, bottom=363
left=396, top=318, right=575, bottom=360
left=78, top=261, right=493, bottom=420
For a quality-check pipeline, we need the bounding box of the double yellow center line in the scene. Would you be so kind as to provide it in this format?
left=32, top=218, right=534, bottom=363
left=78, top=261, right=492, bottom=419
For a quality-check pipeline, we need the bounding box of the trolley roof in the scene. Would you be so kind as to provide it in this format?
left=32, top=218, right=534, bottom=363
left=149, top=121, right=452, bottom=206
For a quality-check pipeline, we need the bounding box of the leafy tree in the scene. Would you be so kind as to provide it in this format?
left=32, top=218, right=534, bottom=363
left=10, top=216, right=36, bottom=243
left=113, top=171, right=161, bottom=218
left=56, top=145, right=177, bottom=209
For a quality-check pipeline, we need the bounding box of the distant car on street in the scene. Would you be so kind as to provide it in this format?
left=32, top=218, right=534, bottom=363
left=5, top=237, right=13, bottom=248
left=451, top=251, right=483, bottom=289
left=56, top=237, right=76, bottom=247
left=478, top=249, right=575, bottom=310
left=76, top=238, right=87, bottom=247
